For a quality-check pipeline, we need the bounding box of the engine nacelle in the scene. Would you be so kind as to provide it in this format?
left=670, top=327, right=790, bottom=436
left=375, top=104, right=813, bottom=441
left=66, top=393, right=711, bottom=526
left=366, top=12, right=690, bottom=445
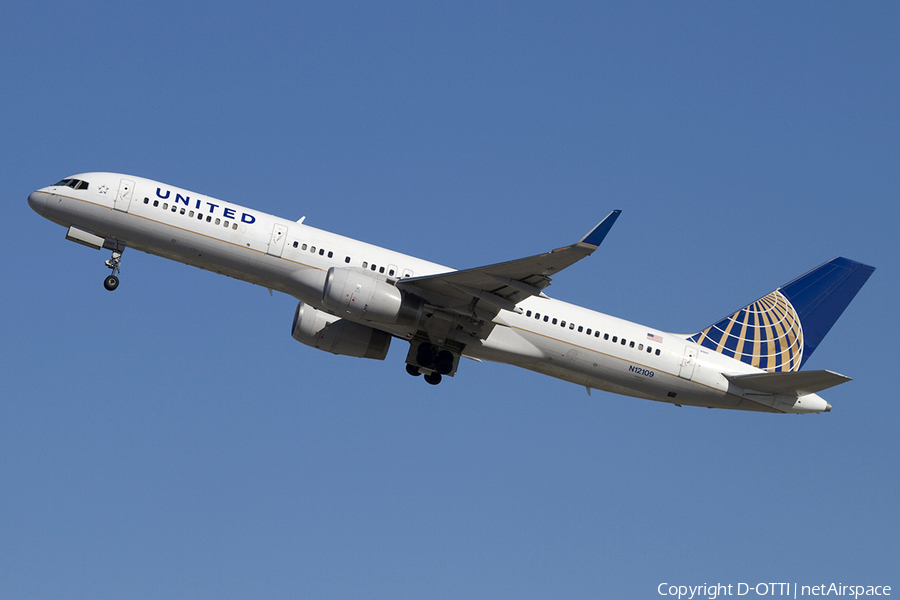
left=322, top=267, right=421, bottom=326
left=291, top=302, right=391, bottom=360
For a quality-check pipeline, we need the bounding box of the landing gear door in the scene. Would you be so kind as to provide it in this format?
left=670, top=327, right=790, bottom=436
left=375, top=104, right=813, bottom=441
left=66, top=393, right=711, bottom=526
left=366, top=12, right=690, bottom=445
left=267, top=223, right=288, bottom=257
left=678, top=346, right=697, bottom=380
left=114, top=178, right=135, bottom=213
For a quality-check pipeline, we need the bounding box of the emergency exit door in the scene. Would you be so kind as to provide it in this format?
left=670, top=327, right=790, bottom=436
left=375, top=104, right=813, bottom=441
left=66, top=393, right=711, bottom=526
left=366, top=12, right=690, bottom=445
left=267, top=223, right=288, bottom=257
left=114, top=178, right=134, bottom=213
left=678, top=346, right=697, bottom=380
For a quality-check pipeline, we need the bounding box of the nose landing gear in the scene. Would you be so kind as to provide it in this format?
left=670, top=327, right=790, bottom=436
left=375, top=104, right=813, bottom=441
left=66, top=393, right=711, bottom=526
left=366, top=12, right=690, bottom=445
left=103, top=250, right=122, bottom=291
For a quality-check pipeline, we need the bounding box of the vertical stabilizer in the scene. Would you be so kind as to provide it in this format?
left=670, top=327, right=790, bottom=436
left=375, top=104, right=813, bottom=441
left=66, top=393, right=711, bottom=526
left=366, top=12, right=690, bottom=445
left=689, top=257, right=875, bottom=371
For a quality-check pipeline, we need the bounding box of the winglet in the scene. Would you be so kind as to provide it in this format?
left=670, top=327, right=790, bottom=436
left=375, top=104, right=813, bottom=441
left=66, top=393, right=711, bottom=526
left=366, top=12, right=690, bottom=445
left=579, top=210, right=622, bottom=248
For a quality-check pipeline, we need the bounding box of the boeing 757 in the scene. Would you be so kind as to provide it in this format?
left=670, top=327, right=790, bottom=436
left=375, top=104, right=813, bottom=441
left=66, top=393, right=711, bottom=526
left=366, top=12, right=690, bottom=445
left=28, top=173, right=875, bottom=413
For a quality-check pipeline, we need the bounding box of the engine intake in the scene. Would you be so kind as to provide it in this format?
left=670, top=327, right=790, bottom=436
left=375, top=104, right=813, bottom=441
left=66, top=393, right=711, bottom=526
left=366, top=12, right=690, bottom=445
left=291, top=302, right=391, bottom=360
left=322, top=267, right=421, bottom=326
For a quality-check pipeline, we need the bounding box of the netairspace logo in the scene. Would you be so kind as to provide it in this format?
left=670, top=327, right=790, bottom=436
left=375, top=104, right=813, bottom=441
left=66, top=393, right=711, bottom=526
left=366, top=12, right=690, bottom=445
left=657, top=583, right=891, bottom=600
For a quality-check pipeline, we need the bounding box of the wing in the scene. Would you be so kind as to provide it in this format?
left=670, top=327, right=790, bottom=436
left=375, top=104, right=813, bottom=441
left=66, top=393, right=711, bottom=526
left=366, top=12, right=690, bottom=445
left=397, top=210, right=621, bottom=345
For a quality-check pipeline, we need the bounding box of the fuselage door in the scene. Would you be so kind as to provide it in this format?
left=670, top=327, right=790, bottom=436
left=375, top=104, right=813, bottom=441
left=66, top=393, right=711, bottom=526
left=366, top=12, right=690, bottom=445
left=114, top=179, right=135, bottom=213
left=267, top=223, right=288, bottom=257
left=678, top=346, right=697, bottom=380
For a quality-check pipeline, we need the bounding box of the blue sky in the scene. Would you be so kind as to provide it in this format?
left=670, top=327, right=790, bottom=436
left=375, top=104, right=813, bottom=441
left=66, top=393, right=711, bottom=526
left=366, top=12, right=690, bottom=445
left=2, top=2, right=897, bottom=598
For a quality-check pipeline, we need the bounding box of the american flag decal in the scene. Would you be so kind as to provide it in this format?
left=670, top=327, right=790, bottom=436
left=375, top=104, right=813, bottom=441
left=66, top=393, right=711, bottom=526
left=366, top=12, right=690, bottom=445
left=647, top=333, right=663, bottom=343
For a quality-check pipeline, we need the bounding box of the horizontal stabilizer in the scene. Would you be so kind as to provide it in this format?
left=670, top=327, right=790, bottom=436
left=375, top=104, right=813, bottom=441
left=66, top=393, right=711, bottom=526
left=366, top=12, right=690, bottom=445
left=725, top=370, right=851, bottom=396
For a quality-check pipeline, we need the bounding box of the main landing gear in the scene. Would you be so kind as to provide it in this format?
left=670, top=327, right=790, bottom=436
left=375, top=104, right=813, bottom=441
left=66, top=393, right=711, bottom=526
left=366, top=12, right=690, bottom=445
left=405, top=342, right=457, bottom=385
left=103, top=250, right=123, bottom=291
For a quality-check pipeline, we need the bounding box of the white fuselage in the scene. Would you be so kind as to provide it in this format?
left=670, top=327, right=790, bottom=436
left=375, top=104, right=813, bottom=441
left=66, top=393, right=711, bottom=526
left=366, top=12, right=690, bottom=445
left=28, top=173, right=831, bottom=413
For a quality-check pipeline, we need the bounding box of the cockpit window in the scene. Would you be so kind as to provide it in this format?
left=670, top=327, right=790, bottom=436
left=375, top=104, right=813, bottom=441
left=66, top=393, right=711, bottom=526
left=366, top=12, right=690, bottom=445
left=53, top=178, right=89, bottom=190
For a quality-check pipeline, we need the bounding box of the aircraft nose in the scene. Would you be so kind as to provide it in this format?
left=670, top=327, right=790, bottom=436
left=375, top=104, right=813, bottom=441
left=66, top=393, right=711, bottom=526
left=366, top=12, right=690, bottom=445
left=28, top=190, right=49, bottom=216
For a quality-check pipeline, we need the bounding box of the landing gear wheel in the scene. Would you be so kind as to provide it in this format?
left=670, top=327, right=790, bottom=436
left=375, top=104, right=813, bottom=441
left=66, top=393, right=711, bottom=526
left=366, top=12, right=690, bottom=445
left=406, top=364, right=422, bottom=377
left=424, top=372, right=442, bottom=385
left=416, top=343, right=438, bottom=369
left=103, top=248, right=124, bottom=291
left=434, top=350, right=454, bottom=375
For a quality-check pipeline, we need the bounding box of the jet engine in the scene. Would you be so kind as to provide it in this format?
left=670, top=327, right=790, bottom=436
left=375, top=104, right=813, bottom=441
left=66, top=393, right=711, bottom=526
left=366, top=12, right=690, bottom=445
left=322, top=267, right=421, bottom=326
left=291, top=301, right=391, bottom=360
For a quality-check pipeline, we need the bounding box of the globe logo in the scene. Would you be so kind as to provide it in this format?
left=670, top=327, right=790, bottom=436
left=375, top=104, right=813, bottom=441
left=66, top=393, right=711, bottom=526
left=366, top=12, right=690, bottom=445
left=689, top=290, right=804, bottom=372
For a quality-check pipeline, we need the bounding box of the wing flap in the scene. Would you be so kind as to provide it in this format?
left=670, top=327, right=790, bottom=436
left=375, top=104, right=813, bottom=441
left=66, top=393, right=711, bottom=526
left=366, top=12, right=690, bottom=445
left=725, top=370, right=851, bottom=396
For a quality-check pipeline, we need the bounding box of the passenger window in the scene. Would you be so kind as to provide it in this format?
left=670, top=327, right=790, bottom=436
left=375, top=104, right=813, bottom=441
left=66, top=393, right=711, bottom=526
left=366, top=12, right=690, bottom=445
left=180, top=208, right=185, bottom=215
left=621, top=339, right=626, bottom=345
left=293, top=241, right=298, bottom=248
left=638, top=344, right=644, bottom=350
left=319, top=249, right=325, bottom=256
left=163, top=203, right=168, bottom=210
left=389, top=268, right=394, bottom=276
left=612, top=336, right=617, bottom=342
left=189, top=210, right=194, bottom=217
left=215, top=218, right=221, bottom=225
left=206, top=216, right=212, bottom=222
left=302, top=244, right=308, bottom=251
left=379, top=266, right=385, bottom=273
left=594, top=331, right=600, bottom=337
left=198, top=213, right=203, bottom=220
left=310, top=246, right=316, bottom=253
left=143, top=198, right=149, bottom=204
left=569, top=323, right=575, bottom=330
left=362, top=261, right=368, bottom=268
left=232, top=223, right=237, bottom=230
left=171, top=206, right=176, bottom=212
left=526, top=310, right=532, bottom=317
left=224, top=220, right=230, bottom=227
left=535, top=313, right=540, bottom=320
left=629, top=341, right=634, bottom=348
left=371, top=264, right=376, bottom=271
left=544, top=316, right=549, bottom=322
left=153, top=200, right=159, bottom=207
left=561, top=321, right=566, bottom=327
left=655, top=349, right=661, bottom=356
left=580, top=326, right=585, bottom=333
left=328, top=251, right=333, bottom=258
left=345, top=256, right=350, bottom=263
left=647, top=346, right=652, bottom=353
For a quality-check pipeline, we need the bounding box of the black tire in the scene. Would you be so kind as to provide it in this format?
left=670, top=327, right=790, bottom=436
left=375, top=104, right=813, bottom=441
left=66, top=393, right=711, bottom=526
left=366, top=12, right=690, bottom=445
left=424, top=372, right=442, bottom=385
left=434, top=350, right=454, bottom=374
left=416, top=343, right=438, bottom=368
left=406, top=364, right=422, bottom=377
left=103, top=275, right=119, bottom=291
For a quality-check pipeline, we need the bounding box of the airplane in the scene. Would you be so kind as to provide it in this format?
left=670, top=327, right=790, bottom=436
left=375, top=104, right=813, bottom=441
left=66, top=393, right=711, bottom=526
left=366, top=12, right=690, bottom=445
left=28, top=173, right=875, bottom=414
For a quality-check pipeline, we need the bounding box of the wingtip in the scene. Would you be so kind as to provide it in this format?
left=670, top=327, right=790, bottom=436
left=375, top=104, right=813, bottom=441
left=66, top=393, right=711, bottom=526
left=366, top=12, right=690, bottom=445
left=580, top=210, right=622, bottom=247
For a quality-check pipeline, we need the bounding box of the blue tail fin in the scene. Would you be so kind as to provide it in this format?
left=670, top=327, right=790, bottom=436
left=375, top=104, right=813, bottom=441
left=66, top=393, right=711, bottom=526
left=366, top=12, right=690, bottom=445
left=688, top=257, right=875, bottom=372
